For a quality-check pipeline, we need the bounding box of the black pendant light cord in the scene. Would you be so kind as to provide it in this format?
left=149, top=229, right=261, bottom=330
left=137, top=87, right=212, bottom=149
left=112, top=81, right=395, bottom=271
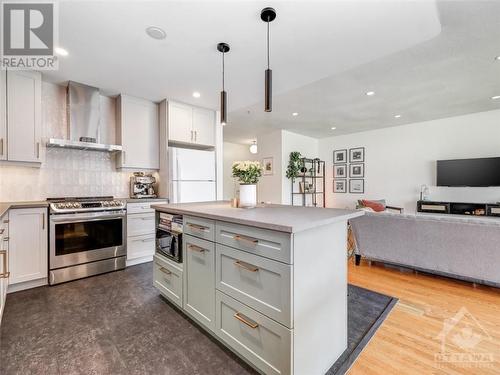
left=267, top=20, right=270, bottom=69
left=222, top=51, right=225, bottom=91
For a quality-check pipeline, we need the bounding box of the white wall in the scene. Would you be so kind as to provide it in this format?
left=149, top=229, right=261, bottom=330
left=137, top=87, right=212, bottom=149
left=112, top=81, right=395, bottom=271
left=281, top=131, right=319, bottom=205
left=0, top=82, right=150, bottom=201
left=319, top=109, right=500, bottom=213
left=222, top=141, right=254, bottom=200
left=256, top=130, right=283, bottom=203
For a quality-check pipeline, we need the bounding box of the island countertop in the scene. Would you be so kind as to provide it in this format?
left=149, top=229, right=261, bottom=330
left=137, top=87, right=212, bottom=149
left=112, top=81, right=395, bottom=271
left=152, top=201, right=363, bottom=233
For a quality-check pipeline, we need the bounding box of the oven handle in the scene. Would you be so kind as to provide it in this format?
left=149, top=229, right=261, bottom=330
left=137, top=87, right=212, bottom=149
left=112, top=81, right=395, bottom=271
left=50, top=213, right=125, bottom=223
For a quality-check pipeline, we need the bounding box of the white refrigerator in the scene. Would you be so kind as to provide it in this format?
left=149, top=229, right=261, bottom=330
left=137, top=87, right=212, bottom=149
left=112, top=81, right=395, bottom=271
left=169, top=147, right=216, bottom=203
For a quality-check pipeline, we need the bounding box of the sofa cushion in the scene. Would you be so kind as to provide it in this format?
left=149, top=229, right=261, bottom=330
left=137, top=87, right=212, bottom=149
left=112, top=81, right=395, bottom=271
left=361, top=199, right=386, bottom=212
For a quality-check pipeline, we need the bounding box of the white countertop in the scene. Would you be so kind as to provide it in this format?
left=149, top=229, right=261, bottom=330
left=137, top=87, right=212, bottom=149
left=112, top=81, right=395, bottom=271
left=152, top=201, right=363, bottom=233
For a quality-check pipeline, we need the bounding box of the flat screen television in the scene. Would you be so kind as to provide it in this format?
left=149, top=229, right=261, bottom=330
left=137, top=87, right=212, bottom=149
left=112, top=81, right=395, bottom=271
left=437, top=157, right=500, bottom=187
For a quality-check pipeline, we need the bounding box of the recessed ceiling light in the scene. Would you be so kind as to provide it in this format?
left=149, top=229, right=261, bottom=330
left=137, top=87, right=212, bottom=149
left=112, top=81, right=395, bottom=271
left=54, top=47, right=68, bottom=56
left=192, top=92, right=201, bottom=98
left=491, top=95, right=500, bottom=100
left=394, top=114, right=401, bottom=118
left=146, top=26, right=166, bottom=40
left=366, top=91, right=375, bottom=96
left=331, top=126, right=336, bottom=130
left=495, top=56, right=500, bottom=61
left=292, top=112, right=299, bottom=116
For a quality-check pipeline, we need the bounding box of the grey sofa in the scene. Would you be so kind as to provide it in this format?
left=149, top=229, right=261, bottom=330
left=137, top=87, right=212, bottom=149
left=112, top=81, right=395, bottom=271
left=350, top=211, right=500, bottom=287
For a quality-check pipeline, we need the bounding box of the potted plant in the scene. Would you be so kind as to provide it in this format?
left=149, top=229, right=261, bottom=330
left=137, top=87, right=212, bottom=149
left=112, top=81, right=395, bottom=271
left=232, top=161, right=263, bottom=208
left=286, top=151, right=303, bottom=181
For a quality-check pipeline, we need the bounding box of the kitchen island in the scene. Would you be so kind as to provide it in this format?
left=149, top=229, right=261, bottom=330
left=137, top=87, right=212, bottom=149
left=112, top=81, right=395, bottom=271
left=152, top=201, right=363, bottom=375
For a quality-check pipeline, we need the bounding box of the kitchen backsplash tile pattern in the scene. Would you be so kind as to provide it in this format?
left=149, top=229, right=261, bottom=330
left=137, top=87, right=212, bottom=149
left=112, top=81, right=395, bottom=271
left=0, top=81, right=157, bottom=201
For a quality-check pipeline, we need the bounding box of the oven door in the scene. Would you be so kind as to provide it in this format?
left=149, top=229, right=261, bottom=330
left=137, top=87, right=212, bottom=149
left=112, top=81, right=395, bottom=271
left=50, top=210, right=127, bottom=269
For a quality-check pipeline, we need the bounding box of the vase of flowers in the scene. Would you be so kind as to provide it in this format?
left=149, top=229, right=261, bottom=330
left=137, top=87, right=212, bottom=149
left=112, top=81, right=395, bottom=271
left=232, top=161, right=262, bottom=208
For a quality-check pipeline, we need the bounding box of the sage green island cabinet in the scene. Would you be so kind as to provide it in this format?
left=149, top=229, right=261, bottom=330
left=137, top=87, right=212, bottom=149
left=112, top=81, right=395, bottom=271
left=152, top=202, right=363, bottom=375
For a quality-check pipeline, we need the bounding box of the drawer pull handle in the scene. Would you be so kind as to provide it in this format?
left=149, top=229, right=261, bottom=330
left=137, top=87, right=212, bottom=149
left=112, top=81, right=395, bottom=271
left=188, top=244, right=206, bottom=253
left=234, top=312, right=259, bottom=329
left=141, top=217, right=154, bottom=220
left=234, top=235, right=258, bottom=245
left=234, top=260, right=259, bottom=272
left=0, top=250, right=10, bottom=278
left=187, top=223, right=208, bottom=232
left=141, top=238, right=155, bottom=242
left=159, top=267, right=172, bottom=275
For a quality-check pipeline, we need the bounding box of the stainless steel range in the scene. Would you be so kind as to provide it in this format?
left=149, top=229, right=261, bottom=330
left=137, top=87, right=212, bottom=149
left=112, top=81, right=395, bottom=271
left=48, top=196, right=127, bottom=285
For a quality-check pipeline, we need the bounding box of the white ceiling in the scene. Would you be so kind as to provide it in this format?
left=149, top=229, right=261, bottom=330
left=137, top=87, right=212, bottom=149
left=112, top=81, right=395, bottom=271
left=225, top=0, right=500, bottom=143
left=43, top=0, right=441, bottom=138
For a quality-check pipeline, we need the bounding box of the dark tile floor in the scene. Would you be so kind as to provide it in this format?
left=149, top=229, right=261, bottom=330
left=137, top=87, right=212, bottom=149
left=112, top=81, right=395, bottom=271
left=0, top=263, right=255, bottom=375
left=0, top=262, right=396, bottom=375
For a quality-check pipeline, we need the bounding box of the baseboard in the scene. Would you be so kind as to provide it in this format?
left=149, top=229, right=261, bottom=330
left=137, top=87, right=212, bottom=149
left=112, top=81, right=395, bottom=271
left=126, top=256, right=153, bottom=267
left=7, top=278, right=48, bottom=293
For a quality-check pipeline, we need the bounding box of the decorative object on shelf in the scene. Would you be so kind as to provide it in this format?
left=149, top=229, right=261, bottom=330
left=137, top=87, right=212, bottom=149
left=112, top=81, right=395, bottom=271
left=349, top=163, right=365, bottom=178
left=333, top=149, right=347, bottom=164
left=262, top=157, right=274, bottom=175
left=232, top=161, right=263, bottom=208
left=217, top=42, right=230, bottom=125
left=286, top=151, right=302, bottom=180
left=291, top=157, right=326, bottom=207
left=349, top=179, right=365, bottom=194
left=333, top=164, right=347, bottom=178
left=249, top=140, right=258, bottom=154
left=419, top=184, right=430, bottom=201
left=349, top=147, right=365, bottom=163
left=261, top=7, right=276, bottom=112
left=333, top=179, right=347, bottom=193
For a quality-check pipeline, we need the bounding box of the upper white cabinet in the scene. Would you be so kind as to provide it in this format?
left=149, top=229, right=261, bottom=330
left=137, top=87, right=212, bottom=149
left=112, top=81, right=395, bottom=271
left=3, top=70, right=42, bottom=163
left=117, top=95, right=159, bottom=170
left=0, top=71, right=6, bottom=161
left=167, top=101, right=215, bottom=147
left=8, top=207, right=47, bottom=287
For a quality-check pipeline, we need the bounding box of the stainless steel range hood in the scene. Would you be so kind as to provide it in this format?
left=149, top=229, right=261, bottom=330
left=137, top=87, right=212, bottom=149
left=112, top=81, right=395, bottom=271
left=47, top=81, right=122, bottom=152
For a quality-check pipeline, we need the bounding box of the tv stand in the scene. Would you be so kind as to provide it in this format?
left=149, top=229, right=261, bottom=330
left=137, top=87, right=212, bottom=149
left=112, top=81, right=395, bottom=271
left=417, top=200, right=500, bottom=217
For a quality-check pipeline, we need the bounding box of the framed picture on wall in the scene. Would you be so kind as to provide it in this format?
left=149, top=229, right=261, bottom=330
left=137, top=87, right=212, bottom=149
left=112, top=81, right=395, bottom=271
left=333, top=164, right=347, bottom=178
left=349, top=179, right=365, bottom=194
left=333, top=149, right=347, bottom=164
left=349, top=163, right=365, bottom=178
left=262, top=157, right=274, bottom=175
left=349, top=147, right=365, bottom=163
left=333, top=179, right=347, bottom=193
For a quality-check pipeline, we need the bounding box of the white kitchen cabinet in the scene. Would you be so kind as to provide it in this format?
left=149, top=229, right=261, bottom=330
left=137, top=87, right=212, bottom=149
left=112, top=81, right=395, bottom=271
left=183, top=234, right=215, bottom=331
left=167, top=101, right=215, bottom=147
left=8, top=208, right=47, bottom=288
left=192, top=107, right=215, bottom=146
left=168, top=101, right=193, bottom=144
left=126, top=200, right=167, bottom=266
left=117, top=95, right=159, bottom=169
left=6, top=70, right=42, bottom=163
left=0, top=71, right=6, bottom=161
left=0, top=215, right=9, bottom=324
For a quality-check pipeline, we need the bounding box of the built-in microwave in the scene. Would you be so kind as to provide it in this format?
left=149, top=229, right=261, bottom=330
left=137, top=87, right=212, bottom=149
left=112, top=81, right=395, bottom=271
left=156, top=229, right=182, bottom=263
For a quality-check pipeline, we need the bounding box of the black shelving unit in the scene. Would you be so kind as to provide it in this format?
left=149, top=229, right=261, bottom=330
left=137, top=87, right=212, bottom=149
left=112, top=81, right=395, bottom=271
left=291, top=158, right=326, bottom=207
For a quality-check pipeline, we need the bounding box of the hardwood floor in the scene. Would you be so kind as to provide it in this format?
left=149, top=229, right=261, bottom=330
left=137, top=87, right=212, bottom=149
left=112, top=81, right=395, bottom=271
left=347, top=259, right=500, bottom=375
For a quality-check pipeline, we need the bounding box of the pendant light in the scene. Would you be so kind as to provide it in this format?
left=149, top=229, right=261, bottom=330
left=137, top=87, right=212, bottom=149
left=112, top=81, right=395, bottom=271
left=261, top=7, right=276, bottom=112
left=249, top=141, right=258, bottom=154
left=217, top=42, right=230, bottom=125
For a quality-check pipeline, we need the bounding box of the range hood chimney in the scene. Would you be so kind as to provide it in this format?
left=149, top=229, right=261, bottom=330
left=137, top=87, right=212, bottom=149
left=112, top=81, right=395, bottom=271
left=47, top=81, right=122, bottom=152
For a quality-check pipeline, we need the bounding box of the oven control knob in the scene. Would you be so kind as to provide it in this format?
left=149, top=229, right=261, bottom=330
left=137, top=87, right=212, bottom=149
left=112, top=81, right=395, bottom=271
left=103, top=201, right=109, bottom=207
left=56, top=203, right=64, bottom=209
left=74, top=203, right=81, bottom=209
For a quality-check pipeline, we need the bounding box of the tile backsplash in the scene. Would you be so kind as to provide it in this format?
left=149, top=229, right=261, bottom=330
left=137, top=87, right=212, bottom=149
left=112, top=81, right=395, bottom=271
left=0, top=81, right=156, bottom=202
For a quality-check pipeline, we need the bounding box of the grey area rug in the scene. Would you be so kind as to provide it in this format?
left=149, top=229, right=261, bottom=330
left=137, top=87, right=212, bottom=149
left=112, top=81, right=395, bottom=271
left=326, top=284, right=398, bottom=375
left=0, top=263, right=396, bottom=375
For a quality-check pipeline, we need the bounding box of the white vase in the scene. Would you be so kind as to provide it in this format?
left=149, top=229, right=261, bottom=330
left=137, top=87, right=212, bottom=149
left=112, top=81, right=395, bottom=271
left=239, top=184, right=257, bottom=208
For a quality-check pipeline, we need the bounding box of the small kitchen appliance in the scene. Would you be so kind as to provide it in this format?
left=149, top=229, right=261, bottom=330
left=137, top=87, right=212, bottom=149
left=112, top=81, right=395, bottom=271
left=130, top=172, right=157, bottom=198
left=48, top=196, right=127, bottom=285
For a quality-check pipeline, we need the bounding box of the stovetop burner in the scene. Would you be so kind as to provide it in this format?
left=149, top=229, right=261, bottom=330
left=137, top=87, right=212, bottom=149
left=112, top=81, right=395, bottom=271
left=48, top=196, right=126, bottom=213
